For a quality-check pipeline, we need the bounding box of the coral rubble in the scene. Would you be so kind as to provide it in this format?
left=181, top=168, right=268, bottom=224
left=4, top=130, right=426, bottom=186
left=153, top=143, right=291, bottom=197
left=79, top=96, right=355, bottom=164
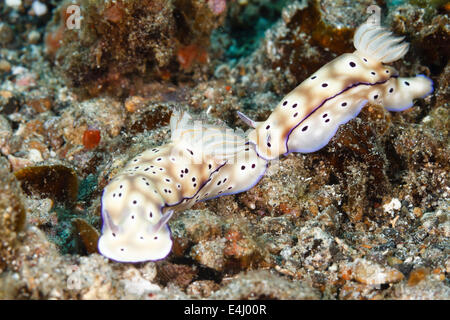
left=0, top=0, right=448, bottom=300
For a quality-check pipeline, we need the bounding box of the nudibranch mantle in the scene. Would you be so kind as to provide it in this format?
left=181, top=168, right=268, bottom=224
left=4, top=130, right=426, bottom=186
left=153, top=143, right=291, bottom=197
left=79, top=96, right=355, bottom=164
left=241, top=23, right=433, bottom=160
left=99, top=110, right=268, bottom=262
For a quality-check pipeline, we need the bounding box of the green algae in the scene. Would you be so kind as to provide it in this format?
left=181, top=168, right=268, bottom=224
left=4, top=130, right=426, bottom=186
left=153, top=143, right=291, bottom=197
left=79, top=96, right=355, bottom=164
left=217, top=0, right=290, bottom=60
left=77, top=173, right=98, bottom=203
left=48, top=205, right=78, bottom=255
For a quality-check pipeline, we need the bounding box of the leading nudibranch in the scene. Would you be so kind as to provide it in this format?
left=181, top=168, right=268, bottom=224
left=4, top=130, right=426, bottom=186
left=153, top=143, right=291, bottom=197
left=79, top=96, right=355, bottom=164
left=238, top=22, right=433, bottom=160
left=98, top=21, right=433, bottom=263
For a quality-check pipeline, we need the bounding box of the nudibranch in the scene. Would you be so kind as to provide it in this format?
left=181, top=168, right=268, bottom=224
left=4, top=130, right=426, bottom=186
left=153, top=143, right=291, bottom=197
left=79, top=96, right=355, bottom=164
left=98, top=21, right=433, bottom=263
left=98, top=110, right=268, bottom=262
left=239, top=22, right=433, bottom=160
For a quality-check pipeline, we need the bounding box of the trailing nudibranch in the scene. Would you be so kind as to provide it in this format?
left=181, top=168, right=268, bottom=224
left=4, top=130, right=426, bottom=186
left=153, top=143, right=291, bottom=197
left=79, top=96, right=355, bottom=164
left=239, top=22, right=433, bottom=160
left=98, top=21, right=433, bottom=263
left=98, top=111, right=268, bottom=262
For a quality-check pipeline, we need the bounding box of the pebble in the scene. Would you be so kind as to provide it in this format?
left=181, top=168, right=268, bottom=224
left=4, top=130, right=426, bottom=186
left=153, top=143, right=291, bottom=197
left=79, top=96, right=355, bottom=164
left=5, top=0, right=21, bottom=9
left=407, top=268, right=428, bottom=286
left=0, top=23, right=14, bottom=46
left=0, top=115, right=12, bottom=153
left=31, top=1, right=48, bottom=16
left=347, top=258, right=404, bottom=285
left=0, top=60, right=12, bottom=73
left=124, top=96, right=146, bottom=113
left=187, top=280, right=220, bottom=298
left=28, top=148, right=43, bottom=163
left=8, top=154, right=32, bottom=171
left=413, top=207, right=423, bottom=218
left=190, top=238, right=226, bottom=272
left=27, top=30, right=41, bottom=44
left=383, top=198, right=402, bottom=214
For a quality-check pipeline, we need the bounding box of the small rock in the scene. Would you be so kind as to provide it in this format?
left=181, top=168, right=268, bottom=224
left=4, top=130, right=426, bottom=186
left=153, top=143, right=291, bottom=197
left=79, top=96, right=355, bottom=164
left=0, top=91, right=20, bottom=115
left=383, top=198, right=402, bottom=214
left=407, top=268, right=429, bottom=286
left=0, top=60, right=11, bottom=73
left=155, top=262, right=197, bottom=289
left=27, top=149, right=43, bottom=163
left=27, top=97, right=52, bottom=113
left=8, top=154, right=33, bottom=171
left=27, top=30, right=41, bottom=44
left=124, top=96, right=146, bottom=113
left=0, top=23, right=14, bottom=46
left=350, top=258, right=404, bottom=285
left=0, top=158, right=26, bottom=271
left=191, top=238, right=226, bottom=272
left=5, top=0, right=22, bottom=9
left=120, top=266, right=160, bottom=297
left=413, top=207, right=423, bottom=218
left=387, top=256, right=403, bottom=267
left=0, top=115, right=12, bottom=153
left=211, top=270, right=320, bottom=299
left=31, top=1, right=48, bottom=16
left=186, top=280, right=219, bottom=298
left=339, top=281, right=384, bottom=300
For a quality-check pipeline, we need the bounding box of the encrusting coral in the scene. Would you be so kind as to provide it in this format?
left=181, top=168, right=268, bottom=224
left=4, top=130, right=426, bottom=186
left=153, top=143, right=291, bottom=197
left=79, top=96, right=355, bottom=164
left=46, top=0, right=227, bottom=97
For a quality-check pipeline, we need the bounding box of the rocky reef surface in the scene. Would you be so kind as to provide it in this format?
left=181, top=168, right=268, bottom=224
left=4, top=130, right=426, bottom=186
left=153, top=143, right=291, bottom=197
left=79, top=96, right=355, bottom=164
left=0, top=0, right=448, bottom=299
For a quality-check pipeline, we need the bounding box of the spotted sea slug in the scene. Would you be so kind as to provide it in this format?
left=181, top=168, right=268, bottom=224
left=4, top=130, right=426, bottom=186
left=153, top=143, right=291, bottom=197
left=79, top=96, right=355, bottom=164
left=239, top=22, right=433, bottom=160
left=98, top=111, right=268, bottom=262
left=98, top=21, right=433, bottom=263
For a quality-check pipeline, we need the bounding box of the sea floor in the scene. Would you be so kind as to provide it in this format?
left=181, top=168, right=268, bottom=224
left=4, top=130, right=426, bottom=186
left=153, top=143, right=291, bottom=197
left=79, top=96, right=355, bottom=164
left=0, top=0, right=448, bottom=299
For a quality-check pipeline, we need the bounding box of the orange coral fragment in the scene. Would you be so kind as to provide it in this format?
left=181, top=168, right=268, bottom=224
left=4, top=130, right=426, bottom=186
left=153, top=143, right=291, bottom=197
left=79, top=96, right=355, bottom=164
left=103, top=3, right=124, bottom=23
left=177, top=44, right=208, bottom=70
left=159, top=69, right=171, bottom=81
left=82, top=128, right=101, bottom=150
left=45, top=26, right=64, bottom=57
left=408, top=268, right=428, bottom=286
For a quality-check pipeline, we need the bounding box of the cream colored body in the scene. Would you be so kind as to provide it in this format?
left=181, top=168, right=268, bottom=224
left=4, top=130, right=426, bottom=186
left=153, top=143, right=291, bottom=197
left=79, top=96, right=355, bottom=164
left=99, top=111, right=267, bottom=262
left=246, top=24, right=432, bottom=160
